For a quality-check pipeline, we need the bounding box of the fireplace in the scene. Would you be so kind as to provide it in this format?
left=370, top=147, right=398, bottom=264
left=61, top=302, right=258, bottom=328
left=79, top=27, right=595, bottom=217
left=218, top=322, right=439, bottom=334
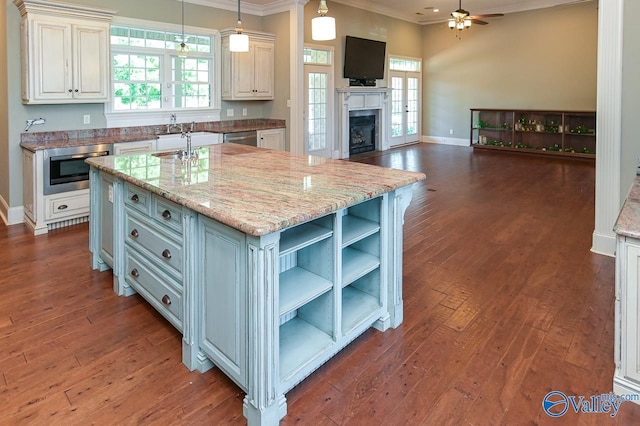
left=349, top=113, right=377, bottom=155
left=337, top=87, right=390, bottom=159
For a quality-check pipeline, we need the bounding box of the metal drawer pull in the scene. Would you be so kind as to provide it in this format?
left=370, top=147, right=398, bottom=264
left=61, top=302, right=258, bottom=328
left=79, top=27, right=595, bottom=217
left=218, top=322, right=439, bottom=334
left=162, top=295, right=171, bottom=305
left=57, top=204, right=68, bottom=210
left=131, top=194, right=139, bottom=202
left=130, top=229, right=139, bottom=238
left=162, top=210, right=172, bottom=219
left=161, top=249, right=172, bottom=259
left=131, top=268, right=139, bottom=278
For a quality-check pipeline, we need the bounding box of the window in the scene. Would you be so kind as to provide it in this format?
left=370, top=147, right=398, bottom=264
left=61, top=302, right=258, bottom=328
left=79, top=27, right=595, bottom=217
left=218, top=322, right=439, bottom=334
left=106, top=19, right=220, bottom=127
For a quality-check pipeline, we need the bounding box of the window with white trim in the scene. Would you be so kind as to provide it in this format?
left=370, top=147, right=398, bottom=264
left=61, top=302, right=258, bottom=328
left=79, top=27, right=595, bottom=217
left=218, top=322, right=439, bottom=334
left=106, top=21, right=219, bottom=123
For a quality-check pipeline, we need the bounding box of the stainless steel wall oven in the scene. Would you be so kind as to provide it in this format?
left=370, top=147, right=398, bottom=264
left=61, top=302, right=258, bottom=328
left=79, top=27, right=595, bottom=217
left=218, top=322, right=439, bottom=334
left=43, top=144, right=112, bottom=195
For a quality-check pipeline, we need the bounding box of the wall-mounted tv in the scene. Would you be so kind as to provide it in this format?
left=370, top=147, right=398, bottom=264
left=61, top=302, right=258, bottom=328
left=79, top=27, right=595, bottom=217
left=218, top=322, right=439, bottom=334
left=343, top=36, right=386, bottom=87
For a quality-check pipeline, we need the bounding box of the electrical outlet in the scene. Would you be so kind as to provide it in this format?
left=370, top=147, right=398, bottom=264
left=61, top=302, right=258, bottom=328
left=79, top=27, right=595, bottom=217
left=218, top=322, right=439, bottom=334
left=449, top=129, right=454, bottom=135
left=242, top=108, right=248, bottom=116
left=83, top=114, right=91, bottom=124
left=227, top=109, right=234, bottom=117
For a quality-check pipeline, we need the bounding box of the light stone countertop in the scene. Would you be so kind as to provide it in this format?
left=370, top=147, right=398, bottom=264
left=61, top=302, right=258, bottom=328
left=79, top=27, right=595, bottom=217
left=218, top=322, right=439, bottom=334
left=86, top=144, right=426, bottom=237
left=614, top=175, right=640, bottom=239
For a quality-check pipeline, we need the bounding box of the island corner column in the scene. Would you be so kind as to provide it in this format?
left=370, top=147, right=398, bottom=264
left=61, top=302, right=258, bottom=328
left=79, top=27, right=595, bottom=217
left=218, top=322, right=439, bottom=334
left=243, top=232, right=287, bottom=425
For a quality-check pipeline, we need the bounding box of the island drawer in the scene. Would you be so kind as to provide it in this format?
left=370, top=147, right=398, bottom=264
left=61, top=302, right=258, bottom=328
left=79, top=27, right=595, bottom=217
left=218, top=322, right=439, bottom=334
left=153, top=196, right=183, bottom=233
left=125, top=212, right=183, bottom=278
left=124, top=184, right=150, bottom=214
left=125, top=248, right=183, bottom=331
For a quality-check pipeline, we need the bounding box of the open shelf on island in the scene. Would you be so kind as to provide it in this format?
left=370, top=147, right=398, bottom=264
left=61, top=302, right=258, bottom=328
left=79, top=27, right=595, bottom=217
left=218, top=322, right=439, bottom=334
left=342, top=285, right=381, bottom=334
left=342, top=247, right=380, bottom=287
left=342, top=215, right=380, bottom=248
left=279, top=267, right=333, bottom=317
left=280, top=316, right=334, bottom=380
left=280, top=222, right=333, bottom=256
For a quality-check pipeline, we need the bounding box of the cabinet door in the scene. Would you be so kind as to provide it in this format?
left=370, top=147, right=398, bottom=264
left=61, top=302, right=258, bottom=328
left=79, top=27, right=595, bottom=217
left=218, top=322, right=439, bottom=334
left=22, top=149, right=36, bottom=222
left=114, top=140, right=157, bottom=155
left=258, top=129, right=285, bottom=151
left=232, top=45, right=256, bottom=98
left=625, top=243, right=640, bottom=383
left=73, top=23, right=109, bottom=101
left=31, top=20, right=72, bottom=101
left=199, top=217, right=247, bottom=387
left=253, top=41, right=274, bottom=98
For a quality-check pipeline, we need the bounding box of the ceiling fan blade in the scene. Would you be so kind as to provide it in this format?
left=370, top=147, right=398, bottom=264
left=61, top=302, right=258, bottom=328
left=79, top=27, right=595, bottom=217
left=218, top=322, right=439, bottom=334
left=469, top=13, right=504, bottom=19
left=470, top=19, right=489, bottom=25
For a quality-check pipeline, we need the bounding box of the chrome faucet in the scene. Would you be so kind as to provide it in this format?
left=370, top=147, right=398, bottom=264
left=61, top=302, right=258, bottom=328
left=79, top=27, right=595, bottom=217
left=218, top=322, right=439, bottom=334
left=181, top=123, right=197, bottom=161
left=167, top=113, right=183, bottom=134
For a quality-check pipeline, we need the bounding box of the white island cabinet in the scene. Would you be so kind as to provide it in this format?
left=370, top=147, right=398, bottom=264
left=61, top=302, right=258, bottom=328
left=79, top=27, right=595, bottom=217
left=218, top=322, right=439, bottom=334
left=88, top=144, right=425, bottom=425
left=614, top=177, right=640, bottom=401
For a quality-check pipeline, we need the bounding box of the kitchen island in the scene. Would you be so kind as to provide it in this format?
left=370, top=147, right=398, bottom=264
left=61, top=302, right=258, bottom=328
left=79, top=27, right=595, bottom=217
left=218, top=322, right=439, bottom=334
left=87, top=144, right=425, bottom=425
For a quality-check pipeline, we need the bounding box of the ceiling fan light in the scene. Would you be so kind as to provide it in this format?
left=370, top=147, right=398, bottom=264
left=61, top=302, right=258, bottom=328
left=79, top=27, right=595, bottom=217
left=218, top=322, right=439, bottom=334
left=457, top=21, right=464, bottom=30
left=448, top=19, right=456, bottom=29
left=464, top=19, right=472, bottom=28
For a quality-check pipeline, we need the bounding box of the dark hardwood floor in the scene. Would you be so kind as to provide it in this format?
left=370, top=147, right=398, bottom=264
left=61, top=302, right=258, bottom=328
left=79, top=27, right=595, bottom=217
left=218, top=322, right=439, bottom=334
left=2, top=143, right=640, bottom=425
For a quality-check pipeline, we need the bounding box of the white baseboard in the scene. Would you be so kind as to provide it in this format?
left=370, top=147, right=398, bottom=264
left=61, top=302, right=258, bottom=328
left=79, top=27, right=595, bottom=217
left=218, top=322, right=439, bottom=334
left=592, top=230, right=616, bottom=257
left=0, top=195, right=24, bottom=226
left=422, top=136, right=469, bottom=147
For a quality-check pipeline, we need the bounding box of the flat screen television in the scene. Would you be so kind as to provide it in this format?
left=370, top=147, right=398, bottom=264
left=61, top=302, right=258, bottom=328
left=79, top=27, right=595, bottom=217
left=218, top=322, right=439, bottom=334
left=344, top=36, right=386, bottom=87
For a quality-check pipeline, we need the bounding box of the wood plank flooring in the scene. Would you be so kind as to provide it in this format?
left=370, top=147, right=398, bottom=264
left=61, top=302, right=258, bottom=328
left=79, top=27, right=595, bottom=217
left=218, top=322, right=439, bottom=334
left=2, top=143, right=640, bottom=425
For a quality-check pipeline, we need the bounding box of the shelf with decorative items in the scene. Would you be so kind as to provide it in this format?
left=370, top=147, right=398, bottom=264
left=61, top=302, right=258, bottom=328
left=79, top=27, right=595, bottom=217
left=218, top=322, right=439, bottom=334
left=470, top=109, right=596, bottom=159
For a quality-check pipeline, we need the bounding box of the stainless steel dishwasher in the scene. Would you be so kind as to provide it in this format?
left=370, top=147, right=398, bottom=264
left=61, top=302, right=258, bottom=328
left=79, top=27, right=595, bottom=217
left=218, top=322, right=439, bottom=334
left=223, top=130, right=258, bottom=146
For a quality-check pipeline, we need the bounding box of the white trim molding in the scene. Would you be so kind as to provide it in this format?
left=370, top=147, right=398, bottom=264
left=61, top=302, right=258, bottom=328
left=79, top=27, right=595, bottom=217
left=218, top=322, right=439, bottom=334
left=0, top=195, right=24, bottom=226
left=423, top=136, right=468, bottom=147
left=592, top=0, right=624, bottom=258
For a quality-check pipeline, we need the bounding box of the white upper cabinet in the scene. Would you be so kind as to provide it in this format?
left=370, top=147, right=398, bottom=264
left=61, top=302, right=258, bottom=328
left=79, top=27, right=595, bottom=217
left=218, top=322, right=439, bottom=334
left=221, top=30, right=275, bottom=101
left=14, top=0, right=116, bottom=104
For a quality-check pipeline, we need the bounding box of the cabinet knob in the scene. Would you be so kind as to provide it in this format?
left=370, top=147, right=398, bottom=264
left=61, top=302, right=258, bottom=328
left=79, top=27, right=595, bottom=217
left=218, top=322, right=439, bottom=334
left=131, top=194, right=139, bottom=202
left=74, top=89, right=79, bottom=93
left=131, top=268, right=139, bottom=278
left=161, top=249, right=172, bottom=259
left=161, top=210, right=171, bottom=219
left=68, top=89, right=72, bottom=93
left=162, top=295, right=171, bottom=305
left=57, top=204, right=68, bottom=210
left=130, top=229, right=139, bottom=238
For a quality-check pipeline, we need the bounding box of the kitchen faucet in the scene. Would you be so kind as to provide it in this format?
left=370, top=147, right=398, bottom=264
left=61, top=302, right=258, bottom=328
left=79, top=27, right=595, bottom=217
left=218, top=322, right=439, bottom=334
left=181, top=121, right=198, bottom=161
left=167, top=113, right=183, bottom=134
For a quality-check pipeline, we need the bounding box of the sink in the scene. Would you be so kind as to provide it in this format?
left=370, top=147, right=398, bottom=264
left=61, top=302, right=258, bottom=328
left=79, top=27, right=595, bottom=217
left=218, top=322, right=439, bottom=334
left=156, top=132, right=222, bottom=150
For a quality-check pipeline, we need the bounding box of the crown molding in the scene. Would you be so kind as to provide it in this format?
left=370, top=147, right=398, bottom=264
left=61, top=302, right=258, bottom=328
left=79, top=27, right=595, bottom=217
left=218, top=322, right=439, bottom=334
left=181, top=0, right=308, bottom=17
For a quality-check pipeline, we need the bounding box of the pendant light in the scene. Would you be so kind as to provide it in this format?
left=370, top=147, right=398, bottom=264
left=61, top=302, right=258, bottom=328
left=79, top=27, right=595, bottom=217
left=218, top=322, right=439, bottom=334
left=229, top=0, right=249, bottom=52
left=177, top=0, right=189, bottom=57
left=312, top=0, right=336, bottom=41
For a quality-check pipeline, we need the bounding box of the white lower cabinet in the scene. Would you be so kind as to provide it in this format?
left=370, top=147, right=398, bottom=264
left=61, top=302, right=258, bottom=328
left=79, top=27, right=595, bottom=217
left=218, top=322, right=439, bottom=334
left=614, top=236, right=640, bottom=398
left=114, top=140, right=156, bottom=155
left=257, top=128, right=285, bottom=151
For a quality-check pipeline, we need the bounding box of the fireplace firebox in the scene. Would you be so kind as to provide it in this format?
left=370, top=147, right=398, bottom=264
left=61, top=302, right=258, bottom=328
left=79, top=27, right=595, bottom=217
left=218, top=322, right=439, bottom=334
left=349, top=114, right=376, bottom=155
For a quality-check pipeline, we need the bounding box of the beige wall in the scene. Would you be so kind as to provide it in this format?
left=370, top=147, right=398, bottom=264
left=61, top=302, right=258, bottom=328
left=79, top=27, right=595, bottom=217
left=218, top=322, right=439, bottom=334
left=421, top=1, right=598, bottom=140
left=621, top=0, right=640, bottom=201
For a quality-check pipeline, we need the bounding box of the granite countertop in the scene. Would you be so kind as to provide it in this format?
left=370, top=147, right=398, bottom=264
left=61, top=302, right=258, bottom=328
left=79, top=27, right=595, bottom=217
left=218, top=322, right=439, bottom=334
left=20, top=118, right=286, bottom=152
left=615, top=176, right=640, bottom=239
left=86, top=144, right=426, bottom=236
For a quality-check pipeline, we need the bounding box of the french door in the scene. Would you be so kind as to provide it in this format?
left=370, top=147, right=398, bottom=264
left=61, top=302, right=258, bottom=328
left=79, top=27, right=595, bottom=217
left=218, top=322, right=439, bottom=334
left=304, top=47, right=334, bottom=158
left=389, top=69, right=421, bottom=147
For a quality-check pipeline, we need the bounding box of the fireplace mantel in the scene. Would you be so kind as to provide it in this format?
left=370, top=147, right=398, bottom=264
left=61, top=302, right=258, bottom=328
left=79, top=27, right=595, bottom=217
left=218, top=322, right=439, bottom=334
left=337, top=87, right=391, bottom=159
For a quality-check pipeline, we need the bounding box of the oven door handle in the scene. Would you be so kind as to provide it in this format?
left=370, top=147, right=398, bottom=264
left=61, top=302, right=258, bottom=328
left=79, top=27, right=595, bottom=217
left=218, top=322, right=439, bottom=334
left=56, top=151, right=109, bottom=161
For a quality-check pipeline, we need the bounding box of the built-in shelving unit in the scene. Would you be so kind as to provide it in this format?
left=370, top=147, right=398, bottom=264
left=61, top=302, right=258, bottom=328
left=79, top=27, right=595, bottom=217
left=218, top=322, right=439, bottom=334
left=470, top=109, right=596, bottom=159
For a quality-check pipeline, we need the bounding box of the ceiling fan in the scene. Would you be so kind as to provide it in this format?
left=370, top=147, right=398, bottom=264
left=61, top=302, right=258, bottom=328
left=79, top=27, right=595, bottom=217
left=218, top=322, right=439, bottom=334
left=448, top=0, right=503, bottom=32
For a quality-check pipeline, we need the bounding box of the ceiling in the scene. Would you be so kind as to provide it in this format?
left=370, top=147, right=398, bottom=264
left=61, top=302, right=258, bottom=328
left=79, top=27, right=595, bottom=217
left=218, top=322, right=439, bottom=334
left=186, top=0, right=593, bottom=24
